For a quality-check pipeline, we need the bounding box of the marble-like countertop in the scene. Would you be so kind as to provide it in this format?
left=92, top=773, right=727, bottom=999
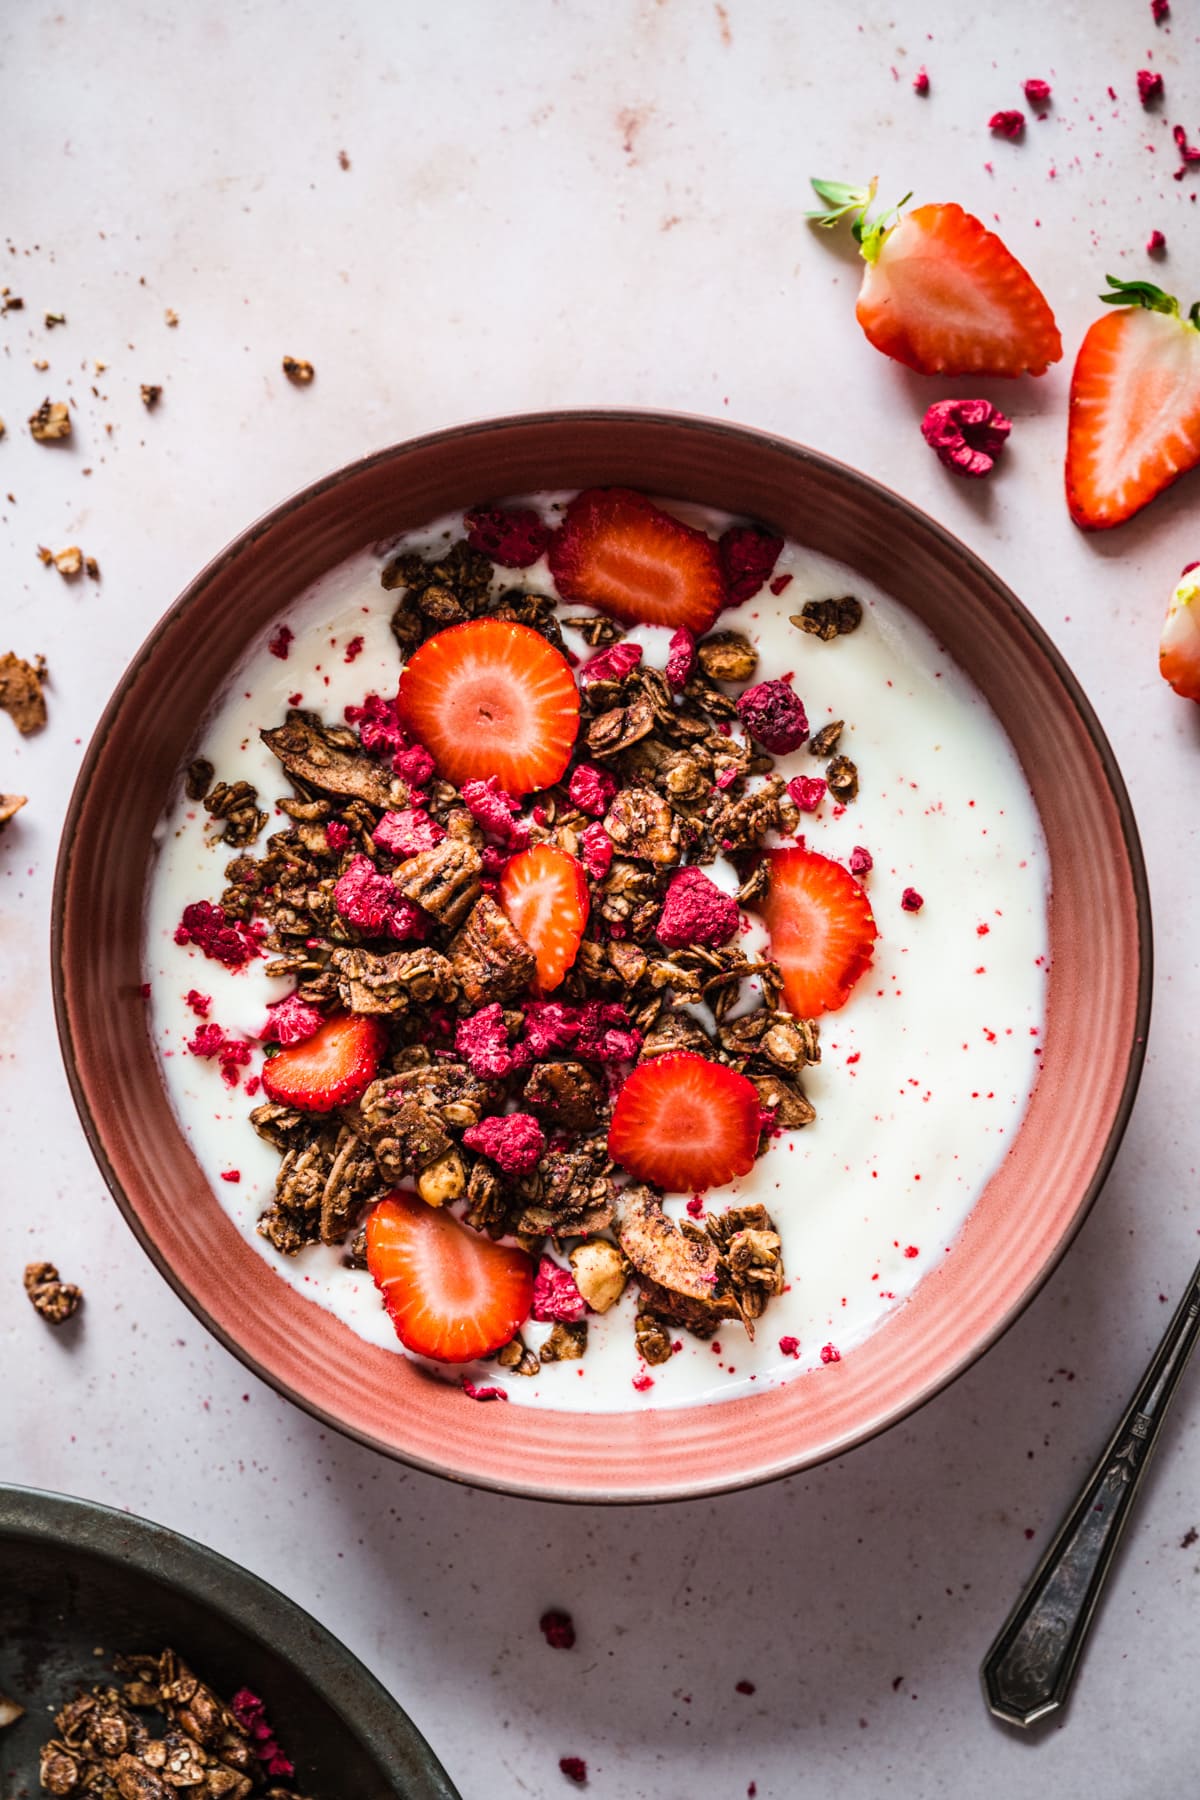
left=2, top=2, right=1198, bottom=1794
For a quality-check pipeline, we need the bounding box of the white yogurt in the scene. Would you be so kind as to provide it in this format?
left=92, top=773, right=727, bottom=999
left=143, top=496, right=1048, bottom=1413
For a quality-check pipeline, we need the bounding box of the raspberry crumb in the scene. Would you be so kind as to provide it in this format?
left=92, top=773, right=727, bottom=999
left=989, top=109, right=1025, bottom=140
left=464, top=504, right=550, bottom=568
left=1173, top=124, right=1200, bottom=178
left=184, top=989, right=211, bottom=1017
left=1023, top=78, right=1051, bottom=106
left=665, top=625, right=697, bottom=689
left=568, top=762, right=617, bottom=818
left=903, top=1245, right=919, bottom=1259
left=779, top=1335, right=800, bottom=1358
left=820, top=1343, right=841, bottom=1364
left=532, top=1256, right=588, bottom=1323
left=461, top=776, right=521, bottom=839
left=656, top=865, right=740, bottom=949
left=787, top=774, right=826, bottom=815
left=393, top=742, right=435, bottom=786
left=229, top=1689, right=294, bottom=1780
left=343, top=635, right=364, bottom=663
left=463, top=1111, right=546, bottom=1173
left=344, top=692, right=406, bottom=758
left=461, top=1379, right=508, bottom=1402
left=768, top=572, right=793, bottom=595
left=579, top=641, right=642, bottom=685
left=175, top=901, right=259, bottom=967
left=334, top=855, right=426, bottom=939
left=1137, top=69, right=1164, bottom=106
left=686, top=1196, right=705, bottom=1218
left=901, top=888, right=924, bottom=912
left=220, top=1169, right=240, bottom=1183
left=735, top=1680, right=756, bottom=1695
left=920, top=398, right=1011, bottom=478
left=539, top=1609, right=576, bottom=1649
left=559, top=1758, right=587, bottom=1786
left=374, top=808, right=445, bottom=856
left=267, top=624, right=293, bottom=660
left=1152, top=0, right=1169, bottom=20
left=913, top=65, right=930, bottom=94
left=632, top=1373, right=654, bottom=1392
left=718, top=524, right=783, bottom=605
left=325, top=818, right=351, bottom=850
left=578, top=821, right=614, bottom=880
left=737, top=678, right=809, bottom=753
left=456, top=1003, right=520, bottom=1078
left=1147, top=227, right=1167, bottom=255
left=849, top=846, right=873, bottom=876
left=263, top=994, right=325, bottom=1046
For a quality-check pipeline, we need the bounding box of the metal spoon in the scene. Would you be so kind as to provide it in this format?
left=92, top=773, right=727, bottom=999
left=982, top=1257, right=1200, bottom=1728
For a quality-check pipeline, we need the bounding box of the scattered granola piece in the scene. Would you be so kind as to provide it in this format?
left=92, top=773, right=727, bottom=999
left=696, top=629, right=758, bottom=683
left=569, top=1237, right=628, bottom=1312
left=921, top=397, right=1011, bottom=477
left=140, top=383, right=162, bottom=409
left=0, top=1692, right=24, bottom=1728
left=901, top=886, right=925, bottom=912
left=23, top=1261, right=83, bottom=1325
left=791, top=596, right=862, bottom=640
left=165, top=307, right=179, bottom=326
left=539, top=1610, right=576, bottom=1649
left=32, top=357, right=48, bottom=371
left=808, top=719, right=844, bottom=758
left=989, top=109, right=1025, bottom=140
left=51, top=544, right=83, bottom=576
left=282, top=355, right=315, bottom=384
left=28, top=398, right=71, bottom=441
left=826, top=754, right=859, bottom=803
left=0, top=793, right=27, bottom=833
left=540, top=1319, right=588, bottom=1362
left=0, top=651, right=47, bottom=734
left=338, top=148, right=351, bottom=169
left=1137, top=69, right=1164, bottom=106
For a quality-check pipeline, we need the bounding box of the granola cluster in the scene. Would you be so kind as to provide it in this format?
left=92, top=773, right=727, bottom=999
left=37, top=1651, right=315, bottom=1798
left=179, top=520, right=865, bottom=1364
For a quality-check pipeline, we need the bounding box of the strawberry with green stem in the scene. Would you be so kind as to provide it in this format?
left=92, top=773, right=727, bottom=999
left=1065, top=276, right=1200, bottom=530
left=809, top=179, right=1061, bottom=378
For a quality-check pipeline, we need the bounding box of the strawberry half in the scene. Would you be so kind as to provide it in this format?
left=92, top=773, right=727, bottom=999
left=1160, top=567, right=1200, bottom=703
left=1065, top=278, right=1200, bottom=530
left=396, top=618, right=579, bottom=795
left=809, top=182, right=1061, bottom=377
left=498, top=843, right=589, bottom=993
left=548, top=488, right=725, bottom=634
left=366, top=1190, right=534, bottom=1364
left=607, top=1052, right=761, bottom=1193
left=758, top=847, right=877, bottom=1019
left=260, top=1011, right=386, bottom=1112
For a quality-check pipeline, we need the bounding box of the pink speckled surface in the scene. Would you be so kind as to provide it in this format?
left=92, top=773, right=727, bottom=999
left=3, top=3, right=1199, bottom=1797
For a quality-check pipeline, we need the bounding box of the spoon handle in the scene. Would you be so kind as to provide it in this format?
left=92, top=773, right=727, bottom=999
left=982, top=1258, right=1200, bottom=1728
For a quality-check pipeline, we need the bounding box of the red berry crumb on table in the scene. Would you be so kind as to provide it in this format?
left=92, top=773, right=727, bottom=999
left=1023, top=78, right=1051, bottom=107
left=539, top=1609, right=577, bottom=1649
left=912, top=65, right=929, bottom=94
left=989, top=109, right=1025, bottom=141
left=921, top=399, right=1011, bottom=479
left=1137, top=69, right=1164, bottom=106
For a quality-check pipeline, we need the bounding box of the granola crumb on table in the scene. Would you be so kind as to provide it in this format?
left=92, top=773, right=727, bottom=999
left=23, top=1261, right=83, bottom=1325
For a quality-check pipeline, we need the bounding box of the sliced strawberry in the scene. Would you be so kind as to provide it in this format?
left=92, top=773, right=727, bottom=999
left=758, top=848, right=877, bottom=1018
left=1160, top=568, right=1200, bottom=702
left=1065, top=279, right=1200, bottom=530
left=548, top=488, right=725, bottom=634
left=260, top=1011, right=386, bottom=1112
left=607, top=1052, right=761, bottom=1193
left=395, top=619, right=579, bottom=795
left=498, top=843, right=589, bottom=993
left=366, top=1190, right=534, bottom=1364
left=810, top=184, right=1061, bottom=377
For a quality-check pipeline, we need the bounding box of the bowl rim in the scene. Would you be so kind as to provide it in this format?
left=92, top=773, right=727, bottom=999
left=51, top=407, right=1153, bottom=1503
left=0, top=1482, right=460, bottom=1797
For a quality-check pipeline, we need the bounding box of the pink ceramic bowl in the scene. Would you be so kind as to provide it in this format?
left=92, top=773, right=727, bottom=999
left=53, top=411, right=1150, bottom=1502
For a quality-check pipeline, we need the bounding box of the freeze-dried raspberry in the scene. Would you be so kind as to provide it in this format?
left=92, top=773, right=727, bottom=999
left=1147, top=227, right=1167, bottom=255
left=267, top=624, right=293, bottom=660
left=1023, top=78, right=1051, bottom=106
left=263, top=994, right=324, bottom=1046
left=462, top=1379, right=509, bottom=1401
left=221, top=1169, right=241, bottom=1183
left=455, top=1003, right=520, bottom=1078
left=462, top=775, right=521, bottom=839
left=656, top=866, right=739, bottom=949
left=343, top=635, right=364, bottom=663
left=574, top=1001, right=641, bottom=1062
left=559, top=1757, right=587, bottom=1785
left=787, top=774, right=827, bottom=814
left=779, top=1335, right=800, bottom=1357
left=184, top=988, right=211, bottom=1017
left=718, top=524, right=783, bottom=605
left=849, top=845, right=873, bottom=876
left=820, top=1342, right=841, bottom=1364
left=632, top=1373, right=654, bottom=1392
left=665, top=626, right=697, bottom=689
left=568, top=762, right=617, bottom=818
left=1152, top=0, right=1169, bottom=21
left=539, top=1609, right=577, bottom=1649
left=345, top=691, right=405, bottom=757
left=186, top=1022, right=254, bottom=1087
left=737, top=678, right=809, bottom=753
left=326, top=819, right=351, bottom=850
left=174, top=900, right=259, bottom=967
left=920, top=398, right=1011, bottom=478
left=334, top=854, right=426, bottom=939
left=374, top=808, right=446, bottom=856
left=1172, top=123, right=1200, bottom=178
left=912, top=65, right=929, bottom=94
left=532, top=1257, right=588, bottom=1323
left=463, top=1111, right=546, bottom=1173
left=523, top=1002, right=580, bottom=1056
left=579, top=641, right=643, bottom=685
left=1137, top=69, right=1164, bottom=106
left=901, top=887, right=925, bottom=913
left=464, top=504, right=551, bottom=568
left=230, top=1690, right=294, bottom=1781
left=579, top=821, right=614, bottom=879
left=393, top=741, right=435, bottom=786
left=989, top=109, right=1025, bottom=140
